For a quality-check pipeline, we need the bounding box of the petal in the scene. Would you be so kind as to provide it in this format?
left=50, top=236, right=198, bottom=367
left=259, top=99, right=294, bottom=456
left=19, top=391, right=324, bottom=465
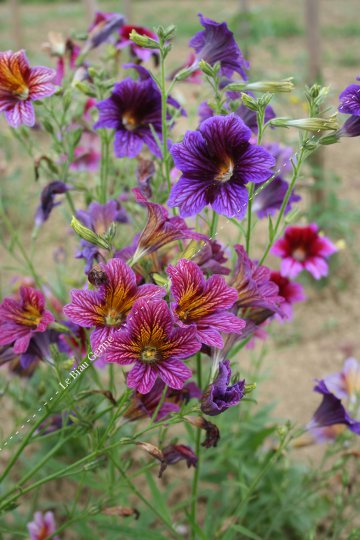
left=113, top=128, right=143, bottom=158
left=200, top=114, right=251, bottom=155
left=167, top=259, right=205, bottom=303
left=63, top=289, right=105, bottom=327
left=236, top=144, right=275, bottom=184
left=304, top=256, right=328, bottom=280
left=280, top=257, right=303, bottom=279
left=210, top=181, right=248, bottom=219
left=199, top=311, right=246, bottom=334
left=127, top=362, right=158, bottom=394
left=156, top=358, right=192, bottom=390
left=5, top=100, right=35, bottom=128
left=170, top=130, right=216, bottom=179
left=167, top=177, right=209, bottom=217
left=195, top=327, right=224, bottom=348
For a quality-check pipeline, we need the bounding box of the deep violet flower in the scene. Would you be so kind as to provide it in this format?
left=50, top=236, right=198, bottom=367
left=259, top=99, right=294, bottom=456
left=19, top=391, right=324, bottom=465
left=0, top=287, right=54, bottom=354
left=28, top=511, right=59, bottom=540
left=76, top=199, right=128, bottom=272
left=201, top=359, right=245, bottom=416
left=0, top=50, right=56, bottom=128
left=252, top=176, right=301, bottom=219
left=103, top=299, right=201, bottom=394
left=339, top=115, right=360, bottom=138
left=271, top=224, right=337, bottom=280
left=167, top=259, right=245, bottom=348
left=338, top=81, right=360, bottom=116
left=132, top=188, right=205, bottom=262
left=63, top=259, right=165, bottom=351
left=94, top=77, right=163, bottom=158
left=231, top=245, right=283, bottom=314
left=323, top=357, right=360, bottom=404
left=168, top=114, right=275, bottom=219
left=34, top=181, right=73, bottom=227
left=118, top=25, right=159, bottom=63
left=308, top=380, right=360, bottom=436
left=193, top=238, right=230, bottom=276
left=190, top=14, right=249, bottom=80
left=269, top=271, right=305, bottom=321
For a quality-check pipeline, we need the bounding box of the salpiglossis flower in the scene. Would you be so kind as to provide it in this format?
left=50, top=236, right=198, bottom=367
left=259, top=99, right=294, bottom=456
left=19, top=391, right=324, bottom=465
left=27, top=511, right=59, bottom=540
left=201, top=359, right=245, bottom=416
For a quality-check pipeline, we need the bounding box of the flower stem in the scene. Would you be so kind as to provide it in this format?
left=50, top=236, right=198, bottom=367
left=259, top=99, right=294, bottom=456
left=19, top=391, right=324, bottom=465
left=190, top=352, right=203, bottom=539
left=159, top=46, right=172, bottom=194
left=99, top=131, right=110, bottom=204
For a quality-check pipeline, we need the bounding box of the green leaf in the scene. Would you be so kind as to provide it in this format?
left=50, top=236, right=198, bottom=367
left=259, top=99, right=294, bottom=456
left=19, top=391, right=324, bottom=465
left=230, top=524, right=263, bottom=540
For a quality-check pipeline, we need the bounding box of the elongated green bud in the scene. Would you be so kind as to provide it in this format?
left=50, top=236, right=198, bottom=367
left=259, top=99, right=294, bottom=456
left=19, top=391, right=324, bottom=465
left=71, top=216, right=111, bottom=250
left=270, top=114, right=338, bottom=132
left=129, top=30, right=159, bottom=49
left=227, top=78, right=294, bottom=93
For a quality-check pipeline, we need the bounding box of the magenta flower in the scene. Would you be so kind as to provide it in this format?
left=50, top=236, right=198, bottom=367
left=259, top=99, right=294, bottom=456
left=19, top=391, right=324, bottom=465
left=270, top=271, right=305, bottom=321
left=201, top=360, right=245, bottom=416
left=0, top=287, right=54, bottom=354
left=190, top=14, right=249, bottom=80
left=168, top=114, right=275, bottom=219
left=28, top=511, right=59, bottom=540
left=193, top=238, right=230, bottom=276
left=271, top=224, right=337, bottom=280
left=167, top=259, right=245, bottom=348
left=0, top=50, right=56, bottom=128
left=323, top=358, right=360, bottom=404
left=103, top=299, right=201, bottom=394
left=64, top=259, right=165, bottom=350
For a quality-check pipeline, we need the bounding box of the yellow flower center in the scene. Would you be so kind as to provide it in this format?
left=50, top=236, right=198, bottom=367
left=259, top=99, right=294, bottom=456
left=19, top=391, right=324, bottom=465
left=105, top=309, right=124, bottom=327
left=16, top=304, right=42, bottom=328
left=215, top=159, right=234, bottom=183
left=141, top=346, right=158, bottom=363
left=122, top=113, right=138, bottom=131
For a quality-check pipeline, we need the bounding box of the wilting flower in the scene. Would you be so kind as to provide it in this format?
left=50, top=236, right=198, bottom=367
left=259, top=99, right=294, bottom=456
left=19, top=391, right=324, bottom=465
left=64, top=259, right=165, bottom=350
left=42, top=32, right=80, bottom=85
left=27, top=511, right=59, bottom=540
left=308, top=380, right=360, bottom=436
left=34, top=181, right=73, bottom=227
left=118, top=25, right=159, bottom=63
left=252, top=176, right=300, bottom=219
left=269, top=271, right=305, bottom=321
left=132, top=188, right=205, bottom=263
left=201, top=359, right=245, bottom=416
left=125, top=379, right=201, bottom=421
left=338, top=81, right=360, bottom=116
left=168, top=114, right=275, bottom=219
left=76, top=200, right=128, bottom=272
left=192, top=238, right=230, bottom=276
left=167, top=259, right=245, bottom=348
left=323, top=358, right=360, bottom=404
left=94, top=77, right=163, bottom=158
left=190, top=14, right=249, bottom=80
left=184, top=415, right=220, bottom=448
left=0, top=287, right=54, bottom=354
left=231, top=245, right=283, bottom=313
left=271, top=224, right=337, bottom=280
left=0, top=50, right=56, bottom=128
left=84, top=11, right=125, bottom=52
left=103, top=299, right=201, bottom=394
left=159, top=444, right=198, bottom=478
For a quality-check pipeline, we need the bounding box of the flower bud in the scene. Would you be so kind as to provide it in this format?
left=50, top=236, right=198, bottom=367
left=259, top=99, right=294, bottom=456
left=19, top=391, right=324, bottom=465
left=270, top=114, right=338, bottom=132
left=71, top=216, right=111, bottom=250
left=244, top=383, right=257, bottom=395
left=240, top=92, right=258, bottom=111
left=227, top=78, right=294, bottom=93
left=129, top=30, right=159, bottom=49
left=174, top=66, right=197, bottom=82
left=75, top=82, right=97, bottom=98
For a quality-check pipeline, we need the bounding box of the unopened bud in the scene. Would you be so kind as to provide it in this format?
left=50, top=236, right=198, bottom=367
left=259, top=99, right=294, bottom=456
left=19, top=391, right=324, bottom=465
left=129, top=30, right=159, bottom=49
left=244, top=383, right=256, bottom=395
left=75, top=82, right=97, bottom=97
left=240, top=92, right=258, bottom=111
left=71, top=216, right=111, bottom=250
left=228, top=78, right=294, bottom=94
left=270, top=114, right=338, bottom=132
left=174, top=66, right=196, bottom=82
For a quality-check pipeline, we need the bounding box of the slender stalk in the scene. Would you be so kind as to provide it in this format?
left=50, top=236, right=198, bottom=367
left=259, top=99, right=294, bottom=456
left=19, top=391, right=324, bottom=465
left=99, top=131, right=110, bottom=204
left=209, top=210, right=219, bottom=238
left=159, top=47, right=171, bottom=193
left=190, top=353, right=203, bottom=539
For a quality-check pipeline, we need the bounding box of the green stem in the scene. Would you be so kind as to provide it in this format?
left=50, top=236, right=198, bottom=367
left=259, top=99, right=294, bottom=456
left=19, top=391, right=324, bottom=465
left=190, top=353, right=203, bottom=539
left=99, top=132, right=110, bottom=204
left=209, top=210, right=219, bottom=238
left=159, top=47, right=171, bottom=193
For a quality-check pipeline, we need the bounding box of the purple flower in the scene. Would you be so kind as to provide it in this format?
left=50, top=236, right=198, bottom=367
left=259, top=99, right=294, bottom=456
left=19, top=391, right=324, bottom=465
left=85, top=11, right=125, bottom=51
left=339, top=115, right=360, bottom=137
left=76, top=199, right=128, bottom=272
left=167, top=259, right=245, bottom=348
left=193, top=238, right=230, bottom=276
left=64, top=258, right=165, bottom=351
left=34, top=181, right=73, bottom=227
left=0, top=287, right=54, bottom=354
left=252, top=176, right=301, bottom=219
left=27, top=511, right=59, bottom=540
left=190, top=14, right=249, bottom=80
left=338, top=82, right=360, bottom=116
left=103, top=299, right=201, bottom=394
left=308, top=380, right=360, bottom=436
left=168, top=114, right=275, bottom=219
left=323, top=357, right=360, bottom=404
left=159, top=444, right=198, bottom=478
left=94, top=77, right=163, bottom=158
left=0, top=50, right=56, bottom=128
left=201, top=360, right=245, bottom=416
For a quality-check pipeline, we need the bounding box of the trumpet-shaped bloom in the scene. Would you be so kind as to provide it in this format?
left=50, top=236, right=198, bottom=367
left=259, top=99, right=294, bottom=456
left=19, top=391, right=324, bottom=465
left=64, top=259, right=165, bottom=350
left=0, top=50, right=56, bottom=127
left=269, top=271, right=305, bottom=321
left=201, top=359, right=245, bottom=416
left=168, top=114, right=275, bottom=219
left=103, top=299, right=201, bottom=394
left=34, top=181, right=73, bottom=227
left=323, top=358, right=360, bottom=404
left=0, top=287, right=54, bottom=354
left=308, top=380, right=360, bottom=436
left=193, top=238, right=230, bottom=276
left=190, top=14, right=249, bottom=80
left=28, top=511, right=59, bottom=540
left=118, top=25, right=159, bottom=63
left=94, top=77, right=163, bottom=158
left=167, top=259, right=245, bottom=348
left=271, top=224, right=337, bottom=280
left=252, top=176, right=301, bottom=219
left=338, top=82, right=360, bottom=116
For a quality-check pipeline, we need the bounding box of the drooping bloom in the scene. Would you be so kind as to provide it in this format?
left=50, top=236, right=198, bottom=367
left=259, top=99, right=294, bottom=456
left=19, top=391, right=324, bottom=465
left=269, top=271, right=305, bottom=321
left=0, top=50, right=56, bottom=128
left=192, top=238, right=230, bottom=276
left=42, top=32, right=80, bottom=85
left=271, top=224, right=337, bottom=280
left=34, top=181, right=73, bottom=227
left=231, top=245, right=283, bottom=314
left=252, top=176, right=300, bottom=219
left=338, top=81, right=360, bottom=116
left=64, top=259, right=165, bottom=350
left=201, top=359, right=245, bottom=416
left=94, top=77, right=163, bottom=158
left=84, top=11, right=125, bottom=52
left=339, top=115, right=360, bottom=138
left=323, top=358, right=360, bottom=404
left=76, top=199, right=128, bottom=272
left=103, top=299, right=201, bottom=394
left=125, top=379, right=201, bottom=421
left=118, top=25, right=159, bottom=63
left=307, top=380, right=360, bottom=436
left=0, top=287, right=54, bottom=354
left=167, top=259, right=245, bottom=348
left=168, top=114, right=275, bottom=219
left=190, top=14, right=249, bottom=80
left=27, top=511, right=59, bottom=540
left=159, top=444, right=198, bottom=478
left=132, top=188, right=205, bottom=262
